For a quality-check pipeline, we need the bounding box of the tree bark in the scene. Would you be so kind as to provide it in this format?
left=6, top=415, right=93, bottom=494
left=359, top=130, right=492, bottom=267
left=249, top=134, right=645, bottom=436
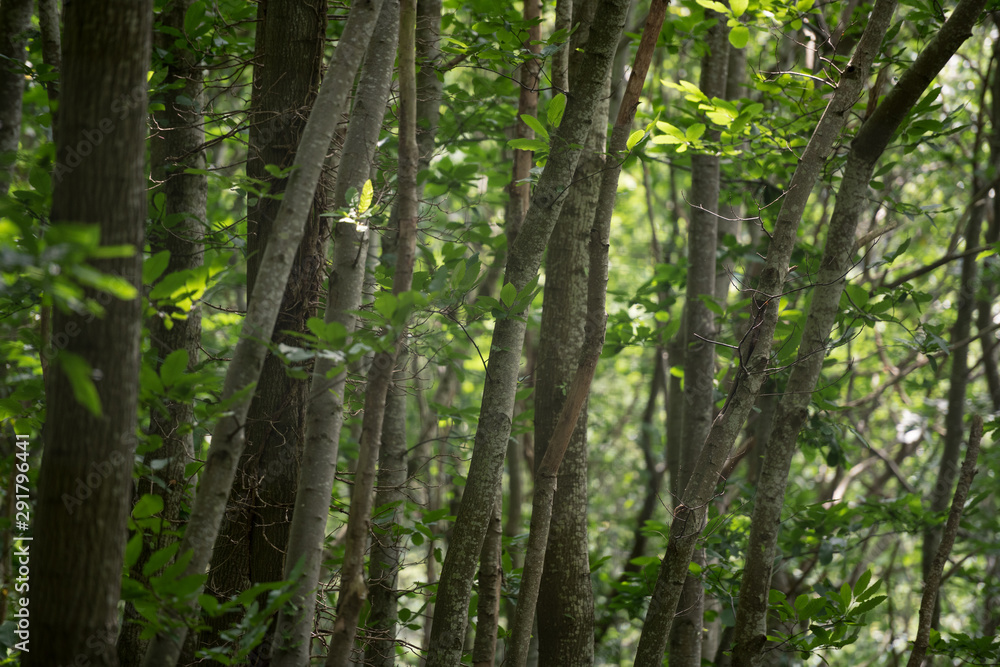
left=207, top=0, right=327, bottom=641
left=906, top=416, right=983, bottom=667
left=730, top=1, right=985, bottom=663
left=269, top=1, right=397, bottom=663
left=364, top=351, right=410, bottom=667
left=472, top=489, right=504, bottom=666
left=140, top=1, right=385, bottom=663
left=323, top=0, right=419, bottom=662
left=672, top=14, right=729, bottom=667
left=532, top=2, right=610, bottom=659
left=632, top=0, right=899, bottom=662
left=0, top=0, right=30, bottom=195
left=25, top=2, right=151, bottom=666
left=425, top=2, right=630, bottom=664
left=118, top=1, right=206, bottom=663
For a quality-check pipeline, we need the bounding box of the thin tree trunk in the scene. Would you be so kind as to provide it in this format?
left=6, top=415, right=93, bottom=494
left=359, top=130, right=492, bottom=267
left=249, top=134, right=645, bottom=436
left=0, top=0, right=30, bottom=195
left=25, top=2, right=151, bottom=666
left=472, top=489, right=504, bottom=666
left=269, top=1, right=396, bottom=663
left=632, top=0, right=898, bottom=661
left=364, top=351, right=410, bottom=667
left=425, top=2, right=630, bottom=664
left=118, top=1, right=206, bottom=662
left=906, top=416, right=983, bottom=667
left=729, top=1, right=984, bottom=664
left=533, top=1, right=608, bottom=659
left=509, top=0, right=541, bottom=244
left=509, top=3, right=667, bottom=663
left=323, top=0, right=419, bottom=661
left=140, top=1, right=385, bottom=663
left=672, top=14, right=729, bottom=666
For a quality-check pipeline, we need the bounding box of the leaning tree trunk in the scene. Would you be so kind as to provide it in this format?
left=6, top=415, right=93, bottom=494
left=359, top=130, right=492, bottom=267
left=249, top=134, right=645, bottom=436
left=323, top=0, right=419, bottom=662
left=532, top=1, right=605, bottom=663
left=268, top=1, right=395, bottom=663
left=633, top=0, right=900, bottom=662
left=207, top=0, right=327, bottom=643
left=729, top=1, right=985, bottom=664
left=25, top=2, right=151, bottom=666
left=672, top=14, right=729, bottom=667
left=140, top=0, right=386, bottom=664
left=423, top=3, right=631, bottom=664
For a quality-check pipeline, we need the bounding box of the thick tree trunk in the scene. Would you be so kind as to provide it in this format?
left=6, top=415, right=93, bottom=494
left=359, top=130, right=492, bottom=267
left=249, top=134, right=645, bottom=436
left=269, top=1, right=396, bottom=663
left=25, top=2, right=151, bottom=666
left=140, top=1, right=385, bottom=663
left=425, top=3, right=630, bottom=664
left=0, top=0, right=30, bottom=195
left=633, top=0, right=899, bottom=661
left=672, top=15, right=729, bottom=667
left=729, top=0, right=984, bottom=664
left=118, top=1, right=206, bottom=663
left=324, top=0, right=419, bottom=662
left=207, top=0, right=326, bottom=642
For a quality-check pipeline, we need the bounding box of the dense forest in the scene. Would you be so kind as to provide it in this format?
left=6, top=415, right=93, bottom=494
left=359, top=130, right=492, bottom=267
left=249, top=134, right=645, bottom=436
left=0, top=0, right=998, bottom=664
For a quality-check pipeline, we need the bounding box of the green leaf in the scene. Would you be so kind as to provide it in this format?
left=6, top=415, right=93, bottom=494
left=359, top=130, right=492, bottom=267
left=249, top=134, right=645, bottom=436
left=626, top=130, right=645, bottom=151
left=59, top=352, right=102, bottom=417
left=520, top=114, right=549, bottom=140
left=143, top=541, right=180, bottom=577
left=508, top=138, right=549, bottom=152
left=133, top=494, right=164, bottom=519
left=853, top=595, right=887, bottom=615
left=144, top=250, right=171, bottom=284
left=731, top=0, right=748, bottom=16
left=796, top=0, right=814, bottom=10
left=125, top=532, right=144, bottom=568
left=853, top=570, right=873, bottom=598
left=695, top=0, right=730, bottom=12
left=501, top=282, right=517, bottom=307
left=686, top=123, right=706, bottom=141
left=729, top=25, right=750, bottom=49
left=547, top=93, right=567, bottom=128
left=160, top=349, right=189, bottom=387
left=358, top=179, right=373, bottom=214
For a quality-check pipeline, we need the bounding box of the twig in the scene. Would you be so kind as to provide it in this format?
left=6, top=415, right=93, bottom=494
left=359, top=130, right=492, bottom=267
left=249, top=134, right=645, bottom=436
left=905, top=414, right=983, bottom=667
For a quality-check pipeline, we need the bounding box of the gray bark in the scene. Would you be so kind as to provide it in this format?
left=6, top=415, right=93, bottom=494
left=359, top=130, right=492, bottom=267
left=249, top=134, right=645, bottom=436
left=364, top=351, right=410, bottom=667
left=632, top=0, right=899, bottom=661
left=672, top=15, right=729, bottom=667
left=268, top=1, right=397, bottom=664
left=139, top=1, right=385, bottom=663
left=730, top=0, right=985, bottom=663
left=424, top=2, right=631, bottom=664
left=324, top=0, right=419, bottom=661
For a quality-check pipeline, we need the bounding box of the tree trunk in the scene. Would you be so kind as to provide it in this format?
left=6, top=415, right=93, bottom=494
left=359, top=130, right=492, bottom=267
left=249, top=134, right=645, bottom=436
left=425, top=2, right=631, bottom=664
left=532, top=2, right=608, bottom=661
left=207, top=0, right=327, bottom=643
left=472, top=489, right=504, bottom=666
left=364, top=351, right=410, bottom=667
left=140, top=0, right=385, bottom=663
left=0, top=0, right=31, bottom=195
left=730, top=0, right=984, bottom=663
left=323, top=0, right=419, bottom=662
left=633, top=0, right=899, bottom=661
left=118, top=1, right=206, bottom=663
left=269, top=1, right=396, bottom=663
left=25, top=2, right=151, bottom=666
left=672, top=14, right=729, bottom=667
